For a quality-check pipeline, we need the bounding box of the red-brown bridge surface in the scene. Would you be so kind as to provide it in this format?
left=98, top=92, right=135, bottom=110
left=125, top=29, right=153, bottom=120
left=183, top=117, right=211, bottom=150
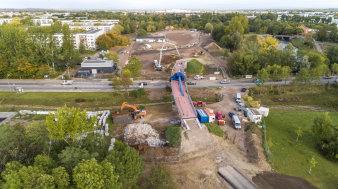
left=171, top=61, right=197, bottom=119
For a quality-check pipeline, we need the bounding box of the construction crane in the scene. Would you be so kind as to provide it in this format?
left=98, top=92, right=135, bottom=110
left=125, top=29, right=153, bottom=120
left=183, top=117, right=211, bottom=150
left=154, top=42, right=181, bottom=71
left=121, top=102, right=147, bottom=119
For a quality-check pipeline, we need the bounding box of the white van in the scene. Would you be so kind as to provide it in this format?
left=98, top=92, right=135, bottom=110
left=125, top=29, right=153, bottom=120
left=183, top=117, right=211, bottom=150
left=236, top=93, right=241, bottom=103
left=232, top=115, right=241, bottom=129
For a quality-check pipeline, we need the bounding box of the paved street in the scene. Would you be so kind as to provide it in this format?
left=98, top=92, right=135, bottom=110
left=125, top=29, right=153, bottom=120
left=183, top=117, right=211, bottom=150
left=0, top=78, right=335, bottom=92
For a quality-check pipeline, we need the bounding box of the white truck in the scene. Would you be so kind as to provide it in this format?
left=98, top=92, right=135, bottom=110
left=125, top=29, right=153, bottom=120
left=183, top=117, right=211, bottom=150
left=194, top=75, right=205, bottom=80
left=61, top=80, right=73, bottom=85
left=232, top=115, right=241, bottom=129
left=236, top=93, right=241, bottom=103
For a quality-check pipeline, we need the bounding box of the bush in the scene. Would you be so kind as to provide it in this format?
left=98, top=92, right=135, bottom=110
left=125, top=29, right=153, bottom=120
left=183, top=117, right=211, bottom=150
left=142, top=164, right=177, bottom=189
left=130, top=88, right=147, bottom=98
left=165, top=85, right=172, bottom=92
left=205, top=123, right=224, bottom=137
left=186, top=59, right=205, bottom=74
left=165, top=126, right=182, bottom=147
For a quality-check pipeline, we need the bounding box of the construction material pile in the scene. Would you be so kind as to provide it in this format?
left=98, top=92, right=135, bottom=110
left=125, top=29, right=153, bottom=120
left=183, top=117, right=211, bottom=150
left=124, top=123, right=166, bottom=147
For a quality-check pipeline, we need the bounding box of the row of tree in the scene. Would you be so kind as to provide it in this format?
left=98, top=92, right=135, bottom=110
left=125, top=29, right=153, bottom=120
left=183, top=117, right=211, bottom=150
left=96, top=28, right=129, bottom=50
left=0, top=22, right=81, bottom=79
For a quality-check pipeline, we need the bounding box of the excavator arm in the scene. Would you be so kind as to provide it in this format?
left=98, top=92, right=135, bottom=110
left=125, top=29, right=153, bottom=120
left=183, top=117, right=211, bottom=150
left=121, top=102, right=139, bottom=112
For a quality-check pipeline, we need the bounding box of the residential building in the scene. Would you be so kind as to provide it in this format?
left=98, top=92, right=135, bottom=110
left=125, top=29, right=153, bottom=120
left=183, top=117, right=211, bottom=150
left=74, top=29, right=105, bottom=50
left=0, top=18, right=12, bottom=25
left=53, top=33, right=64, bottom=48
left=32, top=19, right=54, bottom=26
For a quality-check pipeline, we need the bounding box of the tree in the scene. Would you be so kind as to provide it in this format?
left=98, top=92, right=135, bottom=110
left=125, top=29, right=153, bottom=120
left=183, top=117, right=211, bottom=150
left=138, top=29, right=147, bottom=37
left=105, top=52, right=119, bottom=64
left=204, top=23, right=213, bottom=33
left=96, top=34, right=113, bottom=50
left=143, top=164, right=177, bottom=189
left=104, top=141, right=144, bottom=188
left=258, top=36, right=279, bottom=53
left=33, top=155, right=56, bottom=174
left=79, top=42, right=86, bottom=54
left=111, top=24, right=124, bottom=35
left=312, top=113, right=334, bottom=143
left=257, top=68, right=269, bottom=85
left=58, top=147, right=97, bottom=172
left=112, top=77, right=122, bottom=92
left=296, top=127, right=303, bottom=142
left=46, top=105, right=98, bottom=146
left=0, top=123, right=48, bottom=172
left=308, top=156, right=318, bottom=175
left=121, top=69, right=133, bottom=93
left=327, top=46, right=338, bottom=65
left=125, top=56, right=143, bottom=77
left=281, top=66, right=291, bottom=84
left=296, top=68, right=311, bottom=84
left=73, top=159, right=121, bottom=189
left=52, top=167, right=70, bottom=188
left=332, top=63, right=338, bottom=75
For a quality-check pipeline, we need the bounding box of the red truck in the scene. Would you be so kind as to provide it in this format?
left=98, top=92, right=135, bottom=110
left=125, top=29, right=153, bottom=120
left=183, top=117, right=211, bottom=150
left=193, top=101, right=206, bottom=107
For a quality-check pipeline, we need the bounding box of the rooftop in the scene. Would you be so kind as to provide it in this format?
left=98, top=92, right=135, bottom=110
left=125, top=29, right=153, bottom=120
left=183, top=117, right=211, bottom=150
left=81, top=59, right=113, bottom=68
left=83, top=29, right=102, bottom=34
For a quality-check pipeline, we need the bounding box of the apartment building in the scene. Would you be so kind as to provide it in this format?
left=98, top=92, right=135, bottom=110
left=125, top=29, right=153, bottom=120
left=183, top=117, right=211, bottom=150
left=0, top=18, right=12, bottom=25
left=32, top=19, right=54, bottom=26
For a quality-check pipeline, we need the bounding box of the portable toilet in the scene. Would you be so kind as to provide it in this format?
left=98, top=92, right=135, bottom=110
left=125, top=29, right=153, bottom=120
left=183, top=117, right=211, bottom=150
left=204, top=108, right=215, bottom=123
left=196, top=109, right=208, bottom=123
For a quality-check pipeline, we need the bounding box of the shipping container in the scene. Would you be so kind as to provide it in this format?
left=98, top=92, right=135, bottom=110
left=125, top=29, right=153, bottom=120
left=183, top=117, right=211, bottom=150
left=196, top=109, right=208, bottom=123
left=204, top=108, right=216, bottom=123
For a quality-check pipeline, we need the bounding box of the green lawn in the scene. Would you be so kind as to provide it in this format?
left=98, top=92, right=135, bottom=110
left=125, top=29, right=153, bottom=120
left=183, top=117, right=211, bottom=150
left=252, top=85, right=338, bottom=110
left=0, top=92, right=153, bottom=110
left=265, top=109, right=338, bottom=189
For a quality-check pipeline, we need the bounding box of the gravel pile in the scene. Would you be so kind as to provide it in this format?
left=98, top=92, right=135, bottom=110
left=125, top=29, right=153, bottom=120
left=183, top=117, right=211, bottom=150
left=124, top=123, right=166, bottom=147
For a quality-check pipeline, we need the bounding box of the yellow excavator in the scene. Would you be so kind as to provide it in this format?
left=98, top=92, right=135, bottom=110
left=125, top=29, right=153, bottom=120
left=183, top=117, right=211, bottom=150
left=121, top=102, right=147, bottom=119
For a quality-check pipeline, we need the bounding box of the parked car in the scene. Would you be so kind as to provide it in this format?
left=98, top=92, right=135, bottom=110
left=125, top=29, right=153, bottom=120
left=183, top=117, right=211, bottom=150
left=139, top=82, right=148, bottom=86
left=323, top=76, right=332, bottom=79
left=228, top=112, right=235, bottom=118
left=187, top=81, right=197, bottom=85
left=253, top=78, right=261, bottom=83
left=220, top=78, right=230, bottom=84
left=241, top=88, right=247, bottom=92
left=193, top=101, right=206, bottom=107
left=194, top=75, right=205, bottom=80
left=234, top=107, right=242, bottom=111
left=170, top=120, right=181, bottom=125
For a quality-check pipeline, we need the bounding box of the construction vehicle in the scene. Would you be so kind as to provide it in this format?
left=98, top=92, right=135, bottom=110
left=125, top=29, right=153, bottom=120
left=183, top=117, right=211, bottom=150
left=193, top=101, right=206, bottom=107
left=121, top=102, right=147, bottom=119
left=218, top=120, right=226, bottom=125
left=216, top=112, right=225, bottom=119
left=154, top=42, right=181, bottom=71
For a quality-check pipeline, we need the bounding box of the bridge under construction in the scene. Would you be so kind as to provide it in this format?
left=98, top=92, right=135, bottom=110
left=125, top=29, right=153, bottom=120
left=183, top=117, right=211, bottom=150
left=170, top=60, right=201, bottom=130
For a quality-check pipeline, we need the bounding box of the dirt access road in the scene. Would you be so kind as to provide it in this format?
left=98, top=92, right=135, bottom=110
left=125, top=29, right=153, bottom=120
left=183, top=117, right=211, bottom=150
left=169, top=86, right=318, bottom=189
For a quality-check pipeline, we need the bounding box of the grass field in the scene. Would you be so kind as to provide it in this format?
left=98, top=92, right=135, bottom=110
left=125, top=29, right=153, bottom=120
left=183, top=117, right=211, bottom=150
left=251, top=84, right=338, bottom=110
left=265, top=109, right=338, bottom=189
left=0, top=91, right=154, bottom=110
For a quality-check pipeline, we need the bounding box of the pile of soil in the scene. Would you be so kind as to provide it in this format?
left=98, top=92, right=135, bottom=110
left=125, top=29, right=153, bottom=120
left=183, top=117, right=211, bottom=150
left=253, top=172, right=318, bottom=189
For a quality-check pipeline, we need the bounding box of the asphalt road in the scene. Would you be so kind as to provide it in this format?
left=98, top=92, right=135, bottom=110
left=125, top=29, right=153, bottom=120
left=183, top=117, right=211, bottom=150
left=0, top=78, right=336, bottom=92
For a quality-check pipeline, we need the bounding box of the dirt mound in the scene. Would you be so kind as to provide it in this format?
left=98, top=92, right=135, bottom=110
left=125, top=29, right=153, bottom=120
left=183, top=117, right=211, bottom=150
left=204, top=42, right=222, bottom=52
left=253, top=172, right=318, bottom=189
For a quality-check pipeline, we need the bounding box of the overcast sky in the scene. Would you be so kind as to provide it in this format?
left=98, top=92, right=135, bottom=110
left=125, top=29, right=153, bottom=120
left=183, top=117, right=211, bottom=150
left=1, top=0, right=337, bottom=10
